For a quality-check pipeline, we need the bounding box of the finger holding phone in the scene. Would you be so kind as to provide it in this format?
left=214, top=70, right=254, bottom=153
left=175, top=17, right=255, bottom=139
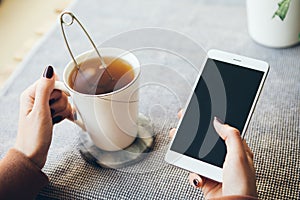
left=170, top=110, right=257, bottom=199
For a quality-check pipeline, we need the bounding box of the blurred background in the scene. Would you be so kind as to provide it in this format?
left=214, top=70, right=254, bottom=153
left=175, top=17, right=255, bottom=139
left=0, top=0, right=72, bottom=87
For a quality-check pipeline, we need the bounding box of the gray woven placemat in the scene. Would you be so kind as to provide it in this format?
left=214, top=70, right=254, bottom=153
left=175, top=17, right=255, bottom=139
left=0, top=0, right=299, bottom=199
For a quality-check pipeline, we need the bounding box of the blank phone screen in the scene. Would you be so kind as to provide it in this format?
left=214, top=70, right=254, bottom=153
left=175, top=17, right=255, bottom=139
left=170, top=58, right=264, bottom=167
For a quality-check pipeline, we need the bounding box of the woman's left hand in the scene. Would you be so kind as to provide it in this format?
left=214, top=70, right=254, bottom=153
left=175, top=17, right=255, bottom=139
left=14, top=66, right=73, bottom=169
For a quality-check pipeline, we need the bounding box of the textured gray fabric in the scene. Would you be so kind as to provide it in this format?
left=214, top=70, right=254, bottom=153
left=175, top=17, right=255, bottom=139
left=0, top=0, right=299, bottom=199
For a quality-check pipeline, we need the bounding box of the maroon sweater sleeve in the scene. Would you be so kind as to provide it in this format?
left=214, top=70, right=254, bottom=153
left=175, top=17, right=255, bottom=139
left=0, top=148, right=49, bottom=200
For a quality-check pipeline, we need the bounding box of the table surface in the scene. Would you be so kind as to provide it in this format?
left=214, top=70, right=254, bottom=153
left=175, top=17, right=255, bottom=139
left=0, top=0, right=299, bottom=199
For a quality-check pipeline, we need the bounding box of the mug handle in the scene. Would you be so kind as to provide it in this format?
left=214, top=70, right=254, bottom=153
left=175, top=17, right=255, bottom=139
left=54, top=81, right=86, bottom=131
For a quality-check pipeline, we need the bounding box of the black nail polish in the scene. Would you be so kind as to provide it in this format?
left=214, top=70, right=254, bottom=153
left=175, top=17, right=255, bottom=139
left=49, top=99, right=56, bottom=105
left=50, top=109, right=55, bottom=115
left=214, top=116, right=224, bottom=124
left=73, top=112, right=77, bottom=121
left=43, top=65, right=54, bottom=79
left=193, top=179, right=199, bottom=187
left=52, top=116, right=63, bottom=124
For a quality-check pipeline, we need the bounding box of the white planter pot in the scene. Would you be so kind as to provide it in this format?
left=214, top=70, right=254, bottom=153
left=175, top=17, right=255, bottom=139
left=246, top=0, right=300, bottom=48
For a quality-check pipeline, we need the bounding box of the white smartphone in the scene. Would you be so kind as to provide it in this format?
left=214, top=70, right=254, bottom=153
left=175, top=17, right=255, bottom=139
left=165, top=49, right=269, bottom=182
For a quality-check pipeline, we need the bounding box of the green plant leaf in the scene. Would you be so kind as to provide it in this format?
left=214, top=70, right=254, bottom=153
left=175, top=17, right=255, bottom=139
left=273, top=0, right=291, bottom=21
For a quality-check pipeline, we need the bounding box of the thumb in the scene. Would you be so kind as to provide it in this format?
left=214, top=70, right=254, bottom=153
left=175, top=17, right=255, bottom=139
left=33, top=66, right=55, bottom=112
left=213, top=117, right=244, bottom=155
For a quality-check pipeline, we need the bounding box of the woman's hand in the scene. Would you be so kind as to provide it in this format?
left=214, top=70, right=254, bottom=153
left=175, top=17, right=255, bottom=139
left=169, top=110, right=257, bottom=199
left=14, top=66, right=73, bottom=169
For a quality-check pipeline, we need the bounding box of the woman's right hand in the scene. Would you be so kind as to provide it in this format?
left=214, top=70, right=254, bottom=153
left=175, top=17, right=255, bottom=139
left=169, top=110, right=257, bottom=199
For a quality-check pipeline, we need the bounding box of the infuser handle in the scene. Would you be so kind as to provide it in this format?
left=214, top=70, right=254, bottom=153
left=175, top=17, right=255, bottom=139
left=60, top=11, right=114, bottom=80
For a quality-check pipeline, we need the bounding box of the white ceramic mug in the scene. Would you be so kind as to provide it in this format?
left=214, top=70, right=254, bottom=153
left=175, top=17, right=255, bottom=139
left=54, top=48, right=140, bottom=151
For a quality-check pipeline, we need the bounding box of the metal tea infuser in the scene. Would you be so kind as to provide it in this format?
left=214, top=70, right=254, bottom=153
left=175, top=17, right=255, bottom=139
left=60, top=11, right=114, bottom=83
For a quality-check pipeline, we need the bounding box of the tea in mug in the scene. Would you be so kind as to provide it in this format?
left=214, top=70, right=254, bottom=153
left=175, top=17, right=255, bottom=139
left=68, top=57, right=135, bottom=95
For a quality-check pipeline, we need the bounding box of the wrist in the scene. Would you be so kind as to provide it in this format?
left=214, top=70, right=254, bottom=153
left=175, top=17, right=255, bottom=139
left=14, top=143, right=45, bottom=169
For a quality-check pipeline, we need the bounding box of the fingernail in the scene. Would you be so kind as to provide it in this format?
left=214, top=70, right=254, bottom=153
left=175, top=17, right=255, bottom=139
left=50, top=109, right=55, bottom=115
left=49, top=99, right=56, bottom=105
left=43, top=65, right=54, bottom=79
left=193, top=179, right=200, bottom=187
left=73, top=112, right=77, bottom=121
left=214, top=116, right=224, bottom=124
left=52, top=116, right=62, bottom=124
left=178, top=108, right=182, bottom=112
